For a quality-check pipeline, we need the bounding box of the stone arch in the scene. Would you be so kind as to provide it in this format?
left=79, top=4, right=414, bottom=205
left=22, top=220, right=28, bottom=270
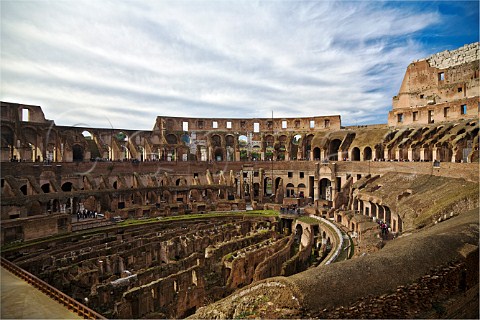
left=214, top=147, right=224, bottom=161
left=27, top=200, right=43, bottom=216
left=189, top=189, right=202, bottom=202
left=41, top=183, right=50, bottom=193
left=61, top=182, right=73, bottom=192
left=313, top=147, right=321, bottom=160
left=290, top=134, right=302, bottom=160
left=295, top=224, right=303, bottom=244
left=328, top=139, right=342, bottom=161
left=286, top=183, right=295, bottom=197
left=277, top=135, right=287, bottom=161
left=23, top=126, right=41, bottom=161
left=83, top=195, right=98, bottom=211
left=176, top=178, right=187, bottom=186
left=225, top=135, right=235, bottom=161
left=225, top=135, right=235, bottom=147
left=351, top=147, right=360, bottom=161
left=162, top=190, right=172, bottom=203
left=253, top=182, right=260, bottom=198
left=20, top=184, right=27, bottom=195
left=304, top=134, right=314, bottom=160
left=297, top=183, right=306, bottom=198
left=319, top=178, right=331, bottom=200
left=363, top=146, right=372, bottom=160
left=72, top=144, right=84, bottom=162
left=166, top=134, right=178, bottom=145
left=211, top=134, right=222, bottom=148
left=251, top=146, right=261, bottom=161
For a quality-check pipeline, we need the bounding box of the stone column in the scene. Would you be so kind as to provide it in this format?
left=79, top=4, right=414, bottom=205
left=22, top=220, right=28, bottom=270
left=384, top=148, right=390, bottom=161
left=407, top=148, right=413, bottom=161
left=432, top=147, right=438, bottom=162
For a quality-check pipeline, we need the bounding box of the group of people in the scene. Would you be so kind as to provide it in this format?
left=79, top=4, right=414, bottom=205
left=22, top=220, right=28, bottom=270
left=76, top=209, right=99, bottom=220
left=377, top=220, right=390, bottom=238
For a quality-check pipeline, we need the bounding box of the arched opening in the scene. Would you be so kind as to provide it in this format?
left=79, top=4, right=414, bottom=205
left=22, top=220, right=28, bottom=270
left=364, top=146, right=372, bottom=160
left=72, top=144, right=84, bottom=162
left=290, top=134, right=302, bottom=160
left=41, top=183, right=50, bottom=193
left=304, top=134, right=314, bottom=160
left=166, top=134, right=178, bottom=145
left=214, top=148, right=223, bottom=161
left=198, top=146, right=207, bottom=161
left=295, top=224, right=303, bottom=244
left=319, top=178, right=331, bottom=200
left=253, top=183, right=260, bottom=198
left=82, top=130, right=92, bottom=139
left=264, top=177, right=273, bottom=195
left=176, top=178, right=187, bottom=186
left=181, top=134, right=190, bottom=145
left=20, top=184, right=27, bottom=195
left=286, top=183, right=295, bottom=197
left=329, top=139, right=342, bottom=161
left=239, top=135, right=248, bottom=161
left=297, top=183, right=306, bottom=198
left=61, top=182, right=73, bottom=192
left=351, top=147, right=360, bottom=161
left=226, top=135, right=235, bottom=161
left=251, top=146, right=261, bottom=161
left=277, top=135, right=287, bottom=160
left=275, top=177, right=282, bottom=192
left=211, top=135, right=221, bottom=148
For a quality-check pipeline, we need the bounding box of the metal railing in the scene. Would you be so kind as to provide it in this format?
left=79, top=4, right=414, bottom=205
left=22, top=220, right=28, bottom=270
left=1, top=257, right=106, bottom=319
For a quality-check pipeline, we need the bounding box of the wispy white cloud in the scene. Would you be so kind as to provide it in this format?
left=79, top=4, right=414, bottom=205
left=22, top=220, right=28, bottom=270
left=0, top=0, right=468, bottom=129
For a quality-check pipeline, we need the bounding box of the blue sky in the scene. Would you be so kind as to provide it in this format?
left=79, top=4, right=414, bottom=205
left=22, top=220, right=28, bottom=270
left=1, top=1, right=478, bottom=130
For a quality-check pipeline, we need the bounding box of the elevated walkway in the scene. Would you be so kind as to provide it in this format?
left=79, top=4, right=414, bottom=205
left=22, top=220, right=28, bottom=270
left=1, top=258, right=104, bottom=319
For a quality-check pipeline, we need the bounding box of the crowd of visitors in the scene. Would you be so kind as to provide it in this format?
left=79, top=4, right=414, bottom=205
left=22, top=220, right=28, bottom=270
left=76, top=209, right=100, bottom=220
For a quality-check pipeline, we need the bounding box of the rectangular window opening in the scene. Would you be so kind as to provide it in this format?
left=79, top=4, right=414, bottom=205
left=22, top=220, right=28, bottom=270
left=282, top=120, right=287, bottom=129
left=226, top=121, right=232, bottom=129
left=22, top=108, right=29, bottom=122
left=324, top=119, right=330, bottom=128
left=197, top=120, right=204, bottom=129
left=444, top=107, right=450, bottom=118
left=299, top=172, right=304, bottom=178
left=438, top=72, right=445, bottom=81
left=309, top=120, right=315, bottom=128
left=461, top=104, right=467, bottom=115
left=212, top=121, right=218, bottom=129
left=397, top=113, right=403, bottom=123
left=182, top=121, right=189, bottom=131
left=428, top=110, right=434, bottom=123
left=458, top=87, right=462, bottom=93
left=253, top=122, right=260, bottom=133
left=288, top=172, right=293, bottom=178
left=419, top=94, right=424, bottom=99
left=413, top=111, right=418, bottom=121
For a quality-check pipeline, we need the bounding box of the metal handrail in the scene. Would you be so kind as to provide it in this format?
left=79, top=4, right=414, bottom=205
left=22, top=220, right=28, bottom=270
left=1, top=257, right=106, bottom=319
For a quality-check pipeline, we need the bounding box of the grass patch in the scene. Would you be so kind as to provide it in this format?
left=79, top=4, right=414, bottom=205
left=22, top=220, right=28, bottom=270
left=297, top=216, right=320, bottom=225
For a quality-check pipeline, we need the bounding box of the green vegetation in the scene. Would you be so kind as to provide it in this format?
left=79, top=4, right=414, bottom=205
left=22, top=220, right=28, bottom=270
left=296, top=216, right=320, bottom=225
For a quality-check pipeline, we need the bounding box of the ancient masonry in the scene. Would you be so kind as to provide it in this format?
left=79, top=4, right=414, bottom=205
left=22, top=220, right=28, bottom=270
left=1, top=43, right=479, bottom=319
